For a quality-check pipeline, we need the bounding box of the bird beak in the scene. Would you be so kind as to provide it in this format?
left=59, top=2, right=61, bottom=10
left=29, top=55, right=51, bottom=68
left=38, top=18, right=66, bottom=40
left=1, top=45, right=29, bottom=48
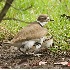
left=50, top=19, right=54, bottom=21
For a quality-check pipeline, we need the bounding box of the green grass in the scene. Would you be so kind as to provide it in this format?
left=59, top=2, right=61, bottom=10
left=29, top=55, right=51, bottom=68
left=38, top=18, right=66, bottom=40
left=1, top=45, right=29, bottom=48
left=0, top=0, right=70, bottom=50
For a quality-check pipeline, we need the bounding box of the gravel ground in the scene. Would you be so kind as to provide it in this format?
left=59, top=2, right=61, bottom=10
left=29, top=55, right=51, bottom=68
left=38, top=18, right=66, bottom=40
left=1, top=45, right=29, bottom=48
left=0, top=44, right=70, bottom=69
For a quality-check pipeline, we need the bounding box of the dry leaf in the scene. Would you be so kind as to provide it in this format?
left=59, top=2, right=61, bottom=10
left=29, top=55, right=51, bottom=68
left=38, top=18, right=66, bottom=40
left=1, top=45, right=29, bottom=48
left=54, top=61, right=68, bottom=65
left=67, top=62, right=70, bottom=66
left=39, top=61, right=47, bottom=65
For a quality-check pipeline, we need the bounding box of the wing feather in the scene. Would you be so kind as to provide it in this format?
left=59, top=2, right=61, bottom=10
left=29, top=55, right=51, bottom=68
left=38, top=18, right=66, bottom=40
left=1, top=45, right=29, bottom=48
left=11, top=23, right=47, bottom=43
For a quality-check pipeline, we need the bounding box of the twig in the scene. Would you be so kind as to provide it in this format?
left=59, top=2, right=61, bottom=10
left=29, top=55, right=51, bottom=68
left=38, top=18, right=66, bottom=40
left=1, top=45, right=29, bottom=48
left=0, top=0, right=14, bottom=22
left=61, top=14, right=70, bottom=20
left=6, top=0, right=32, bottom=11
left=1, top=18, right=30, bottom=23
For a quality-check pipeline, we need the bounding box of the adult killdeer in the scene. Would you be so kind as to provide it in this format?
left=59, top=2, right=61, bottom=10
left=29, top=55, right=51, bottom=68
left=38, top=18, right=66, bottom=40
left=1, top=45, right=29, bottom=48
left=3, top=14, right=54, bottom=52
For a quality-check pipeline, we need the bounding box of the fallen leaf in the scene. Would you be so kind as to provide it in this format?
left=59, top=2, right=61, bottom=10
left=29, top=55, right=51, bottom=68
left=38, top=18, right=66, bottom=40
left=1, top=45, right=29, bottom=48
left=54, top=62, right=61, bottom=65
left=24, top=63, right=28, bottom=66
left=39, top=61, right=47, bottom=65
left=67, top=62, right=70, bottom=66
left=60, top=61, right=68, bottom=65
left=54, top=61, right=68, bottom=65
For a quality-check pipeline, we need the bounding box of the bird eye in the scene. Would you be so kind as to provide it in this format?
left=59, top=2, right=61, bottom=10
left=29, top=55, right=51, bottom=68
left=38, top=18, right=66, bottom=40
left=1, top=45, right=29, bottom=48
left=47, top=17, right=50, bottom=20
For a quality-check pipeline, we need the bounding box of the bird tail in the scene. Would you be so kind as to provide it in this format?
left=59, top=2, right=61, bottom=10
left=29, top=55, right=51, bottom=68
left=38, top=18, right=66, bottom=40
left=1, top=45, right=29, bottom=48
left=1, top=42, right=13, bottom=47
left=1, top=41, right=23, bottom=47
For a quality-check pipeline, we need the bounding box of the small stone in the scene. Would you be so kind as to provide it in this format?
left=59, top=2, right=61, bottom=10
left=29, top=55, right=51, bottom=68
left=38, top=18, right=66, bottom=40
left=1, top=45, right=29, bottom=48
left=62, top=58, right=65, bottom=61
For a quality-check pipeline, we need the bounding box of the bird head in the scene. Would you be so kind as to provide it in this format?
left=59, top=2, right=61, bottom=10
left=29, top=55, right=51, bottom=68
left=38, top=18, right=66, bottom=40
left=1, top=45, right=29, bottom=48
left=37, top=14, right=54, bottom=26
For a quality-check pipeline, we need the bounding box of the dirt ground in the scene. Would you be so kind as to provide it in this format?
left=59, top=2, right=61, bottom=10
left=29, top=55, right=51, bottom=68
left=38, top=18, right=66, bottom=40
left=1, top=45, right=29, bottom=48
left=0, top=44, right=70, bottom=69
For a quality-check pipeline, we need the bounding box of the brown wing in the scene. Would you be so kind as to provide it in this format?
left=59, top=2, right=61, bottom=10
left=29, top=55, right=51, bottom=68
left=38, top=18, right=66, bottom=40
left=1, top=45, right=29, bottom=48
left=11, top=22, right=47, bottom=43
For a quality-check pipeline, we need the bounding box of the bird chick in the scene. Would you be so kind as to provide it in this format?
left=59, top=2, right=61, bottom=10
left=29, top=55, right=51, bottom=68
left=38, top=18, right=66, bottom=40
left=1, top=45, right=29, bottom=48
left=41, top=36, right=54, bottom=48
left=19, top=37, right=46, bottom=53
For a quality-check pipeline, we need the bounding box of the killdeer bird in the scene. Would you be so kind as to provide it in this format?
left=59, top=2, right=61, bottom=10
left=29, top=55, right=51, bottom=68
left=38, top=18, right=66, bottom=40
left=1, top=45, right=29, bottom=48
left=42, top=36, right=54, bottom=48
left=19, top=37, right=45, bottom=53
left=2, top=14, right=54, bottom=52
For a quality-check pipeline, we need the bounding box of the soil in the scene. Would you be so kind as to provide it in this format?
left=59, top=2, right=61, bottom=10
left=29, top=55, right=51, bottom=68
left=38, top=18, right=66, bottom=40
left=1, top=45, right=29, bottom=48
left=0, top=43, right=70, bottom=69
